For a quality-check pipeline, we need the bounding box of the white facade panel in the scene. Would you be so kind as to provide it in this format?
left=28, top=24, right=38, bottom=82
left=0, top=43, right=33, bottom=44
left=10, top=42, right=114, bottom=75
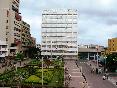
left=41, top=9, right=78, bottom=59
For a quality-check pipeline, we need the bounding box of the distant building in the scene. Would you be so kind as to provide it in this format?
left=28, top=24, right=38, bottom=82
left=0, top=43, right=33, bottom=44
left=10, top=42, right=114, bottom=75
left=108, top=38, right=117, bottom=54
left=78, top=44, right=105, bottom=60
left=41, top=9, right=78, bottom=59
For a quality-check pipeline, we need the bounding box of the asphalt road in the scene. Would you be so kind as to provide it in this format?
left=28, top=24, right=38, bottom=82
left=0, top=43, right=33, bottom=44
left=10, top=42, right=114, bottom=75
left=77, top=60, right=117, bottom=88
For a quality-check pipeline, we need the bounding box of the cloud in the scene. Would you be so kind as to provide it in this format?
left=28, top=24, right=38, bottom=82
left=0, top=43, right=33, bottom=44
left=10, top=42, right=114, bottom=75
left=20, top=0, right=117, bottom=46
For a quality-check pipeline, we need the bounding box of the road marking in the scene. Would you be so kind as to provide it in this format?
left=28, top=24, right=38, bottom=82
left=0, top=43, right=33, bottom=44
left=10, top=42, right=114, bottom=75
left=72, top=72, right=81, bottom=73
left=71, top=76, right=83, bottom=77
left=73, top=69, right=79, bottom=70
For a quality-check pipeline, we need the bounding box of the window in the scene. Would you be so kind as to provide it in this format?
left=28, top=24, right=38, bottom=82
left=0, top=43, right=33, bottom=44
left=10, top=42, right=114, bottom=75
left=6, top=20, right=8, bottom=23
left=6, top=26, right=8, bottom=29
left=7, top=10, right=9, bottom=17
left=6, top=38, right=8, bottom=41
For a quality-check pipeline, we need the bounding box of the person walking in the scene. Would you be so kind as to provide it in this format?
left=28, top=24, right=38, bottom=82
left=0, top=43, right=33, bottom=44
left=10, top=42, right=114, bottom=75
left=102, top=74, right=106, bottom=80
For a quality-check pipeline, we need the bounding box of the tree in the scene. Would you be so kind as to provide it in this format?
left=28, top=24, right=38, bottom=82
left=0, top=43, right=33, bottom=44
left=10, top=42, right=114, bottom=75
left=106, top=53, right=117, bottom=72
left=28, top=47, right=41, bottom=59
left=15, top=53, right=24, bottom=61
left=44, top=59, right=52, bottom=68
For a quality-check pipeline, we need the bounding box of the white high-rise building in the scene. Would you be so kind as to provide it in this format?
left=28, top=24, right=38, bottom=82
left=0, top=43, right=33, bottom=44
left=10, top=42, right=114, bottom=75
left=41, top=9, right=78, bottom=59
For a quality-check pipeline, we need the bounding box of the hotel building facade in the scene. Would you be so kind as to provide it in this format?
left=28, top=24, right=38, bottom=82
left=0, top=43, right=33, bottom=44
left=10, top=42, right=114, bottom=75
left=41, top=9, right=78, bottom=59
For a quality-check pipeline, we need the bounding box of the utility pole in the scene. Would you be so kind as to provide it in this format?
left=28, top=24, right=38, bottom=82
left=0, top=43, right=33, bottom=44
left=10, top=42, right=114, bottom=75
left=42, top=57, right=43, bottom=86
left=95, top=45, right=99, bottom=74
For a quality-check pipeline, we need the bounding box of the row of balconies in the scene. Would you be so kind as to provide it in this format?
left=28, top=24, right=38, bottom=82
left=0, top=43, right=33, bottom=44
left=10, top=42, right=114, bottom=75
left=41, top=30, right=77, bottom=33
left=42, top=15, right=77, bottom=19
left=42, top=38, right=77, bottom=42
left=41, top=52, right=77, bottom=56
left=42, top=33, right=77, bottom=36
left=12, top=0, right=19, bottom=8
left=14, top=27, right=21, bottom=32
left=0, top=51, right=8, bottom=57
left=22, top=21, right=30, bottom=28
left=14, top=33, right=20, bottom=37
left=42, top=23, right=77, bottom=28
left=0, top=48, right=8, bottom=51
left=41, top=47, right=77, bottom=51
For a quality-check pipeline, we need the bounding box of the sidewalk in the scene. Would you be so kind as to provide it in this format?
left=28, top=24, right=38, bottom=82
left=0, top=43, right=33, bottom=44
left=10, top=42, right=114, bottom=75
left=108, top=77, right=117, bottom=86
left=64, top=60, right=91, bottom=88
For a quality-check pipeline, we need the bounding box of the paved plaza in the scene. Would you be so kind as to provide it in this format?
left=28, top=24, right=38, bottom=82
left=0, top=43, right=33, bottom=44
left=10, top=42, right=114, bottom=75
left=64, top=60, right=90, bottom=88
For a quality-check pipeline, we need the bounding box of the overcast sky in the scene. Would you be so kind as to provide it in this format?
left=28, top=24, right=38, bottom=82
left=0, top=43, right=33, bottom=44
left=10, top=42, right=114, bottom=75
left=20, top=0, right=117, bottom=46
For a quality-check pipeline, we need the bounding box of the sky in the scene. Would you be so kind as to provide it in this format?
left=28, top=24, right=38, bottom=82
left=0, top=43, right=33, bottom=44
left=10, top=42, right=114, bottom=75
left=20, top=0, right=117, bottom=47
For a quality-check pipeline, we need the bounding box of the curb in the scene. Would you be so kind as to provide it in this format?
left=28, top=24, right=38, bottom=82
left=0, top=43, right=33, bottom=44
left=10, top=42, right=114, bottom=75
left=108, top=77, right=117, bottom=86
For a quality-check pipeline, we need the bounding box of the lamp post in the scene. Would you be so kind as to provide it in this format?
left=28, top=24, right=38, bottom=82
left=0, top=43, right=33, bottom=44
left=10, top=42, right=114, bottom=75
left=42, top=56, right=43, bottom=86
left=96, top=46, right=99, bottom=74
left=96, top=46, right=99, bottom=69
left=104, top=56, right=107, bottom=72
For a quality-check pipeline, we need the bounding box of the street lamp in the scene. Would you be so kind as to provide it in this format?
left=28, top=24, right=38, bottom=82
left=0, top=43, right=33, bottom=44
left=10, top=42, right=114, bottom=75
left=96, top=46, right=99, bottom=69
left=42, top=56, right=43, bottom=86
left=40, top=50, right=43, bottom=87
left=104, top=56, right=107, bottom=72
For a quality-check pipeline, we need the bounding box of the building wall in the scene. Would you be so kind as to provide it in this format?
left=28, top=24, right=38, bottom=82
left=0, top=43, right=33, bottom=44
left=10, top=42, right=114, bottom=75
left=0, top=9, right=7, bottom=42
left=41, top=9, right=78, bottom=59
left=108, top=38, right=117, bottom=54
left=0, top=0, right=22, bottom=56
left=30, top=37, right=36, bottom=47
left=21, top=21, right=31, bottom=47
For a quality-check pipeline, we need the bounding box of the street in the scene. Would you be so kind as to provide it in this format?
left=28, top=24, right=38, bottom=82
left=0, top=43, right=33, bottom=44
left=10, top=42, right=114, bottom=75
left=77, top=60, right=117, bottom=88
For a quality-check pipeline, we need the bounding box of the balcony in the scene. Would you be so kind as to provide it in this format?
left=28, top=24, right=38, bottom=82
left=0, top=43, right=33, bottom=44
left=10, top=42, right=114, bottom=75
left=15, top=12, right=22, bottom=21
left=0, top=54, right=7, bottom=57
left=0, top=48, right=8, bottom=51
left=10, top=46, right=17, bottom=50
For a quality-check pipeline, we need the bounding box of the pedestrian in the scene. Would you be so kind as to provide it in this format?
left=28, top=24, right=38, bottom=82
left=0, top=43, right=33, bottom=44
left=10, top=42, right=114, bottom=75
left=102, top=75, right=106, bottom=80
left=102, top=74, right=106, bottom=80
left=90, top=64, right=92, bottom=66
left=68, top=74, right=72, bottom=81
left=105, top=68, right=108, bottom=73
left=98, top=68, right=102, bottom=74
left=106, top=73, right=109, bottom=79
left=96, top=68, right=98, bottom=74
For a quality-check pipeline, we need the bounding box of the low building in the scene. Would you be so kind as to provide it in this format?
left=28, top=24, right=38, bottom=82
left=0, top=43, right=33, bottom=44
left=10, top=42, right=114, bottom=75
left=78, top=44, right=105, bottom=60
left=108, top=38, right=117, bottom=54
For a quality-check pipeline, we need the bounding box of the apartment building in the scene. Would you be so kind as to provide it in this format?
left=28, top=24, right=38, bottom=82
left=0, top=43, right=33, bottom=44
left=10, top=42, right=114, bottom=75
left=0, top=0, right=22, bottom=56
left=0, top=40, right=8, bottom=62
left=21, top=21, right=31, bottom=48
left=41, top=9, right=78, bottom=59
left=108, top=38, right=117, bottom=54
left=30, top=37, right=36, bottom=47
